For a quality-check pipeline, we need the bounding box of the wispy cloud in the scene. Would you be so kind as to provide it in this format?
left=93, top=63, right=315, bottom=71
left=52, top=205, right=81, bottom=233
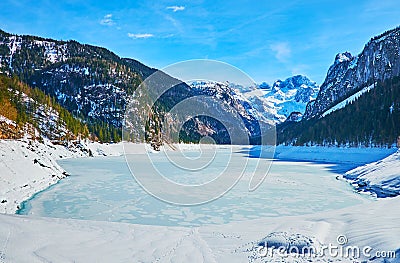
left=270, top=42, right=291, bottom=62
left=127, top=33, right=154, bottom=39
left=161, top=34, right=175, bottom=38
left=166, top=5, right=185, bottom=12
left=164, top=14, right=184, bottom=34
left=100, top=14, right=115, bottom=26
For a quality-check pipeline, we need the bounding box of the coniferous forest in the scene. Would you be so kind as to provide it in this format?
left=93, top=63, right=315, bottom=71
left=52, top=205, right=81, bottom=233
left=0, top=74, right=91, bottom=140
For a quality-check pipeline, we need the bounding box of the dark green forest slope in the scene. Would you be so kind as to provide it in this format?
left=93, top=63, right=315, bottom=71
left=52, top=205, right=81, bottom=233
left=278, top=76, right=400, bottom=147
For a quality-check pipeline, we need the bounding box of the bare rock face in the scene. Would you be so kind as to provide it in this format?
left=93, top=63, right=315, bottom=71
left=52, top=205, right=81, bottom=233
left=304, top=27, right=400, bottom=119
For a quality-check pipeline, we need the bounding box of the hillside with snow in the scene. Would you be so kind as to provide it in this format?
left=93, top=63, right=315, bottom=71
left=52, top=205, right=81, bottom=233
left=0, top=132, right=123, bottom=214
left=345, top=150, right=400, bottom=198
left=321, top=83, right=375, bottom=118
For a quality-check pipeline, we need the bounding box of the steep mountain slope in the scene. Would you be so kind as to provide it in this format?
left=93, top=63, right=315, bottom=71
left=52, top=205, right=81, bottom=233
left=0, top=74, right=89, bottom=141
left=0, top=30, right=227, bottom=144
left=0, top=30, right=145, bottom=130
left=278, top=26, right=400, bottom=147
left=176, top=81, right=263, bottom=144
left=304, top=26, right=400, bottom=119
left=278, top=76, right=400, bottom=146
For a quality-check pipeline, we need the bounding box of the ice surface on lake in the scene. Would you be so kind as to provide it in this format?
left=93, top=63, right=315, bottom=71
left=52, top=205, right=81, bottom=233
left=18, top=148, right=371, bottom=226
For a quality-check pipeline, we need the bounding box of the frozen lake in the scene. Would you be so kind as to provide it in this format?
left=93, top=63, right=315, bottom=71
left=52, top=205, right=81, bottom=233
left=18, top=147, right=372, bottom=226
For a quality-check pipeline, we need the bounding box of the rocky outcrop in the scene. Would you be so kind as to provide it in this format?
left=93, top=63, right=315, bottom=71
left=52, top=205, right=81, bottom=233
left=304, top=26, right=400, bottom=119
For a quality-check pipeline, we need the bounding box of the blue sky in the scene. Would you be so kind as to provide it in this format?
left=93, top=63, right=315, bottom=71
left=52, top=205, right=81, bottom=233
left=0, top=0, right=399, bottom=84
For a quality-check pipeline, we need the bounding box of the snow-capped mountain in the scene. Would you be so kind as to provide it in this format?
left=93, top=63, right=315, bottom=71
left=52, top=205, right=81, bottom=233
left=182, top=76, right=319, bottom=142
left=231, top=75, right=319, bottom=123
left=304, top=26, right=400, bottom=119
left=0, top=31, right=142, bottom=128
left=264, top=75, right=320, bottom=121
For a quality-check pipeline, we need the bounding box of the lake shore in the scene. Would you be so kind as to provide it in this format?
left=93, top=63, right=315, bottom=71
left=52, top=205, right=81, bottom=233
left=0, top=140, right=399, bottom=262
left=0, top=139, right=123, bottom=214
left=1, top=140, right=397, bottom=214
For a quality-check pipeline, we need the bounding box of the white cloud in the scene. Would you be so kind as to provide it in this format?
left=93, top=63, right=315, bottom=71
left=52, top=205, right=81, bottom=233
left=100, top=14, right=115, bottom=26
left=166, top=5, right=185, bottom=12
left=270, top=42, right=291, bottom=62
left=127, top=33, right=154, bottom=39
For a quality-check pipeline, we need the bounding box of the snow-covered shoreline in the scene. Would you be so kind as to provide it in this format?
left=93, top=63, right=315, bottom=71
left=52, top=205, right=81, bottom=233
left=0, top=141, right=399, bottom=262
left=273, top=145, right=400, bottom=199
left=1, top=141, right=398, bottom=214
left=0, top=139, right=217, bottom=215
left=0, top=139, right=123, bottom=214
left=344, top=150, right=400, bottom=198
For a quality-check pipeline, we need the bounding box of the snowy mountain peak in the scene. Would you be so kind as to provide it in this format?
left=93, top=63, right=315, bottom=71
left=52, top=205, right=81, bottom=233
left=268, top=75, right=319, bottom=102
left=334, top=52, right=353, bottom=64
left=261, top=75, right=320, bottom=121
left=214, top=75, right=320, bottom=124
left=271, top=75, right=317, bottom=91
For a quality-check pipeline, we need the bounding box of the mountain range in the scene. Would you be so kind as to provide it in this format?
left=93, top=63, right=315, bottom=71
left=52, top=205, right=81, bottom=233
left=0, top=29, right=317, bottom=146
left=239, top=75, right=319, bottom=123
left=0, top=26, right=399, bottom=147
